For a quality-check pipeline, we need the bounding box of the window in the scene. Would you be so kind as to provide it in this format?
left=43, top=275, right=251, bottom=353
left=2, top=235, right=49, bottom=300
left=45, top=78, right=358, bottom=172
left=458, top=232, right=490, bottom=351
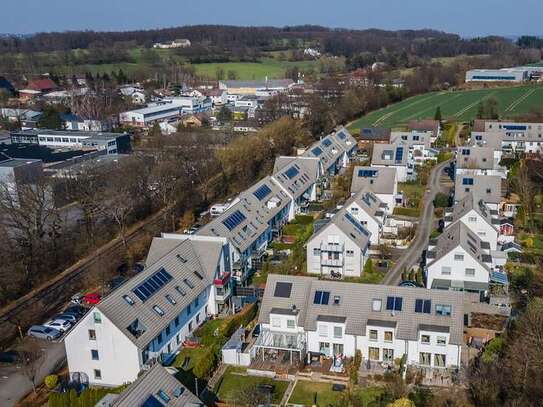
left=272, top=318, right=281, bottom=328
left=123, top=295, right=135, bottom=305
left=319, top=342, right=331, bottom=356
left=436, top=304, right=452, bottom=316
left=174, top=316, right=179, bottom=327
left=369, top=329, right=378, bottom=341
left=183, top=278, right=194, bottom=289
left=384, top=331, right=393, bottom=342
left=166, top=325, right=170, bottom=336
left=468, top=216, right=477, bottom=222
left=319, top=324, right=328, bottom=337
left=88, top=329, right=96, bottom=340
left=421, top=334, right=430, bottom=344
left=187, top=304, right=192, bottom=315
left=486, top=188, right=492, bottom=194
left=91, top=349, right=99, bottom=360
left=369, top=347, right=380, bottom=361
left=419, top=352, right=431, bottom=366
left=478, top=231, right=486, bottom=237
left=415, top=299, right=432, bottom=314
left=165, top=294, right=176, bottom=305
left=287, top=319, right=295, bottom=329
left=93, top=312, right=102, bottom=323
left=437, top=336, right=447, bottom=346
left=434, top=354, right=446, bottom=367
left=333, top=296, right=341, bottom=305
left=314, top=290, right=330, bottom=305
left=465, top=268, right=476, bottom=277
left=333, top=326, right=343, bottom=339
left=196, top=314, right=200, bottom=323
left=175, top=286, right=186, bottom=296
left=94, top=369, right=102, bottom=380
left=346, top=250, right=354, bottom=257
left=441, top=266, right=451, bottom=275
left=157, top=333, right=162, bottom=344
left=454, top=253, right=464, bottom=261
left=153, top=305, right=165, bottom=316
left=157, top=390, right=171, bottom=403
left=195, top=297, right=199, bottom=307
left=386, top=296, right=403, bottom=311
left=188, top=322, right=193, bottom=332
left=313, top=248, right=321, bottom=256
left=383, top=348, right=394, bottom=362
left=372, top=299, right=382, bottom=312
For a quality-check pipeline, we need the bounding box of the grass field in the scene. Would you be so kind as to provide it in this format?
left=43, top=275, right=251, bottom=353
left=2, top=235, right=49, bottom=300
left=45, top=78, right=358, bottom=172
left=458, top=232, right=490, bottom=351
left=348, top=85, right=543, bottom=132
left=288, top=381, right=384, bottom=406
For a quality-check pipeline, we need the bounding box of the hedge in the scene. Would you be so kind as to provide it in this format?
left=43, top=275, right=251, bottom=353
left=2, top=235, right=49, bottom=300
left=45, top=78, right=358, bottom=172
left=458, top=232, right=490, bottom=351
left=48, top=385, right=126, bottom=407
left=393, top=207, right=421, bottom=218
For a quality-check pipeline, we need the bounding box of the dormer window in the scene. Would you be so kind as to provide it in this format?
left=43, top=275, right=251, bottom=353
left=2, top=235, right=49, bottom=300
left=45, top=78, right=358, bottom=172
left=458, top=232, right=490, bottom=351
left=123, top=295, right=135, bottom=305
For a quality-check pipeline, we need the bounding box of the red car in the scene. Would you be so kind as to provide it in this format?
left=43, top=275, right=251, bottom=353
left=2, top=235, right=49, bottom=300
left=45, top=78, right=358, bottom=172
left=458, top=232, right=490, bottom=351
left=82, top=293, right=101, bottom=305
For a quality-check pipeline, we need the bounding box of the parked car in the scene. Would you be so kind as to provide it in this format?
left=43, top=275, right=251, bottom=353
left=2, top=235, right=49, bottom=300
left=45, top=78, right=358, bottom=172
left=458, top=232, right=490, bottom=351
left=43, top=319, right=72, bottom=333
left=133, top=262, right=145, bottom=274
left=27, top=325, right=62, bottom=341
left=70, top=293, right=83, bottom=305
left=0, top=351, right=22, bottom=364
left=109, top=276, right=127, bottom=291
left=63, top=305, right=86, bottom=318
left=82, top=292, right=101, bottom=305
left=252, top=323, right=261, bottom=338
left=52, top=313, right=78, bottom=323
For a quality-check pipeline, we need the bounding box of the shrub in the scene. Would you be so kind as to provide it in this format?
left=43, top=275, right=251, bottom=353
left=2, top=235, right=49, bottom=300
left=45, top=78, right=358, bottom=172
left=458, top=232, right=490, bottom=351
left=44, top=374, right=58, bottom=390
left=193, top=346, right=217, bottom=378
left=433, top=192, right=449, bottom=208
left=363, top=259, right=374, bottom=275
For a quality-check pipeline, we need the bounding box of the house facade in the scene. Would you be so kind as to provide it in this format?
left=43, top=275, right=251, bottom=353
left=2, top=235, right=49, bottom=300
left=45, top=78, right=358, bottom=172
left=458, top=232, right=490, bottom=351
left=350, top=166, right=399, bottom=213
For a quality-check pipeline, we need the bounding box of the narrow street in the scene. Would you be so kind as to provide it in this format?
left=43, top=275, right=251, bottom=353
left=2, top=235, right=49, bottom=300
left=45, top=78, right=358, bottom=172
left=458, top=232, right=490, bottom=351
left=382, top=159, right=452, bottom=286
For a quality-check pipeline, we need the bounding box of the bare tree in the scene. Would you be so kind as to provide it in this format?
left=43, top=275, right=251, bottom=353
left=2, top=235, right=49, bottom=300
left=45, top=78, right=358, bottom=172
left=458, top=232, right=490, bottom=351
left=21, top=341, right=45, bottom=394
left=515, top=159, right=536, bottom=231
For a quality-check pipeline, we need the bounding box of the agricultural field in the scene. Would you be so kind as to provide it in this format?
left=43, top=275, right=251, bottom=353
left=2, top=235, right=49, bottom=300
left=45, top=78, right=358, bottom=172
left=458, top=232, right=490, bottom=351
left=348, top=85, right=543, bottom=132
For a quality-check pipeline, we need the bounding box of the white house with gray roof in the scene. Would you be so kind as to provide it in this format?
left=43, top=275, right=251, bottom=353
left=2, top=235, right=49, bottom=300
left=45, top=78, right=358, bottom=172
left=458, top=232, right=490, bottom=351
left=306, top=207, right=371, bottom=278
left=371, top=143, right=410, bottom=182
left=350, top=166, right=399, bottom=213
left=454, top=173, right=503, bottom=211
left=455, top=146, right=506, bottom=178
left=256, top=275, right=465, bottom=369
left=425, top=221, right=506, bottom=294
left=390, top=131, right=437, bottom=165
left=343, top=188, right=387, bottom=245
left=65, top=237, right=229, bottom=387
left=471, top=121, right=543, bottom=154
left=302, top=127, right=357, bottom=176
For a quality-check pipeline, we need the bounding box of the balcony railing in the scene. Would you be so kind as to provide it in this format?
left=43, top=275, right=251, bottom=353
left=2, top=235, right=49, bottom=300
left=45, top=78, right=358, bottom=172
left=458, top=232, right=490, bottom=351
left=320, top=243, right=344, bottom=252
left=321, top=257, right=344, bottom=267
left=214, top=272, right=231, bottom=286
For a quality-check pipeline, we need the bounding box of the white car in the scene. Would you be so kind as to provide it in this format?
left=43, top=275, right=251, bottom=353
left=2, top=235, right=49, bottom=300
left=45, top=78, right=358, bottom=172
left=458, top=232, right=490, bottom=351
left=43, top=319, right=72, bottom=333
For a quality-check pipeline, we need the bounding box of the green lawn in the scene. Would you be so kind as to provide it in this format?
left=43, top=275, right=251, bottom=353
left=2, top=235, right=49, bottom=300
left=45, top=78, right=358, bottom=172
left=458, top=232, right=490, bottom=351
left=215, top=367, right=289, bottom=404
left=348, top=85, right=543, bottom=132
left=288, top=381, right=384, bottom=406
left=398, top=182, right=426, bottom=207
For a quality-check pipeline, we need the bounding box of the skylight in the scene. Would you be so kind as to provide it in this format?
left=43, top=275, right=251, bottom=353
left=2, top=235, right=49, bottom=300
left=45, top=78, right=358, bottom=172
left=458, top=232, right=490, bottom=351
left=284, top=166, right=300, bottom=179
left=153, top=305, right=165, bottom=316
left=314, top=290, right=330, bottom=305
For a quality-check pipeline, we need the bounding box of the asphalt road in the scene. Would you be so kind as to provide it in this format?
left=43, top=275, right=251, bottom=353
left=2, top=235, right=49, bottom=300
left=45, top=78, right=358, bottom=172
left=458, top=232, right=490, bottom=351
left=0, top=339, right=66, bottom=407
left=382, top=159, right=452, bottom=286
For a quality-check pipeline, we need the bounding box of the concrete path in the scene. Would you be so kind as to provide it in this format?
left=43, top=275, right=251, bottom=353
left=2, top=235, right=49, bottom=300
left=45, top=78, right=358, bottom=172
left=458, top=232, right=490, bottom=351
left=382, top=159, right=452, bottom=286
left=280, top=378, right=297, bottom=406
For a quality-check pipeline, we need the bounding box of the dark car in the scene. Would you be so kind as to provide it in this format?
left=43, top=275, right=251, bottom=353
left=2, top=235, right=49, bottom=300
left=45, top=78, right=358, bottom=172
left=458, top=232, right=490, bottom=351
left=0, top=351, right=22, bottom=364
left=252, top=324, right=261, bottom=338
left=133, top=262, right=145, bottom=274
left=109, top=276, right=127, bottom=291
left=63, top=305, right=87, bottom=318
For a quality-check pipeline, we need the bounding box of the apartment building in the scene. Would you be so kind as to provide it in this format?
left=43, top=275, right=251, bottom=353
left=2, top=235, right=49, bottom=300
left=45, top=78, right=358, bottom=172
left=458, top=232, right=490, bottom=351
left=306, top=207, right=371, bottom=278
left=455, top=146, right=506, bottom=178
left=302, top=127, right=357, bottom=175
left=371, top=143, right=410, bottom=182
left=350, top=166, right=399, bottom=213
left=343, top=188, right=387, bottom=245
left=471, top=121, right=543, bottom=154
left=256, top=275, right=465, bottom=369
left=65, top=237, right=230, bottom=386
left=425, top=221, right=507, bottom=294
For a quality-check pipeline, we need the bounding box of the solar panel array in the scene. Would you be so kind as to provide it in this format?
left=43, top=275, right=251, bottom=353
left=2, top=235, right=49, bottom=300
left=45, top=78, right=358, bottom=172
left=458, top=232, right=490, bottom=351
left=222, top=210, right=247, bottom=231
left=253, top=184, right=272, bottom=201
left=322, top=138, right=332, bottom=147
left=311, top=147, right=323, bottom=156
left=337, top=131, right=346, bottom=140
left=362, top=193, right=372, bottom=207
left=462, top=178, right=474, bottom=185
left=313, top=290, right=330, bottom=305
left=344, top=211, right=370, bottom=236
left=132, top=268, right=173, bottom=302
left=358, top=169, right=378, bottom=177
left=284, top=166, right=300, bottom=179
left=395, top=147, right=404, bottom=163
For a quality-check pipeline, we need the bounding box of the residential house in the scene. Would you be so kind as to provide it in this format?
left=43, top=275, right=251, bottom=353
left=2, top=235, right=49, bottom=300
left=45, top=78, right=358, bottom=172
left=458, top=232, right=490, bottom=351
left=454, top=173, right=503, bottom=211
left=302, top=127, right=357, bottom=176
left=65, top=236, right=231, bottom=386
left=425, top=221, right=506, bottom=294
left=0, top=108, right=42, bottom=129
left=343, top=188, right=387, bottom=245
left=359, top=127, right=391, bottom=145
left=371, top=143, right=410, bottom=182
left=408, top=119, right=441, bottom=141
left=102, top=364, right=202, bottom=407
left=26, top=77, right=58, bottom=93
left=390, top=131, right=437, bottom=165
left=219, top=79, right=294, bottom=96
left=153, top=39, right=191, bottom=49
left=256, top=275, right=466, bottom=369
left=306, top=207, right=371, bottom=278
left=471, top=121, right=543, bottom=154
left=455, top=146, right=506, bottom=178
left=350, top=166, right=399, bottom=213
left=204, top=88, right=227, bottom=106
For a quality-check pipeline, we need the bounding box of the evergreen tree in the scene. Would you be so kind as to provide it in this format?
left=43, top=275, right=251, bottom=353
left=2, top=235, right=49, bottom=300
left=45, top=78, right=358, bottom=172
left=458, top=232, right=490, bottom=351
left=37, top=106, right=63, bottom=130
left=434, top=106, right=442, bottom=121
left=148, top=122, right=162, bottom=137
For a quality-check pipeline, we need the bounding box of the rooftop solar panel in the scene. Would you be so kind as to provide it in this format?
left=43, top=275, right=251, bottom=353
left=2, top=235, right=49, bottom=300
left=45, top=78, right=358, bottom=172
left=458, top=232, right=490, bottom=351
left=274, top=282, right=292, bottom=298
left=284, top=166, right=299, bottom=179
left=395, top=147, right=404, bottom=163
left=222, top=210, right=247, bottom=231
left=253, top=184, right=272, bottom=201
left=358, top=169, right=378, bottom=177
left=132, top=268, right=173, bottom=302
left=345, top=211, right=370, bottom=236
left=311, top=147, right=323, bottom=156
left=322, top=138, right=332, bottom=147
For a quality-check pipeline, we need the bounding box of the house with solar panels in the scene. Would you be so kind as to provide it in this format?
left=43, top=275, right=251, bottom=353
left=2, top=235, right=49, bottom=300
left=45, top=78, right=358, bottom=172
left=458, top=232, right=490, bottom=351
left=471, top=121, right=543, bottom=155
left=390, top=131, right=437, bottom=165
left=350, top=166, right=399, bottom=213
left=371, top=143, right=410, bottom=182
left=302, top=127, right=357, bottom=176
left=455, top=146, right=506, bottom=179
left=306, top=206, right=371, bottom=278
left=425, top=221, right=508, bottom=295
left=255, top=274, right=466, bottom=369
left=65, top=236, right=229, bottom=386
left=342, top=188, right=387, bottom=245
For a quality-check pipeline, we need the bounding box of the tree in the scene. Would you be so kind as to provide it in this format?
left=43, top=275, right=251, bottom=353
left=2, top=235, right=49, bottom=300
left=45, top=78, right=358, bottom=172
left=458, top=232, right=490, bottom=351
left=216, top=106, right=232, bottom=123
left=21, top=341, right=45, bottom=393
left=215, top=67, right=225, bottom=81
left=227, top=70, right=238, bottom=80
left=434, top=106, right=442, bottom=121
left=148, top=122, right=162, bottom=137
left=37, top=106, right=63, bottom=129
left=514, top=159, right=536, bottom=231
left=388, top=398, right=415, bottom=407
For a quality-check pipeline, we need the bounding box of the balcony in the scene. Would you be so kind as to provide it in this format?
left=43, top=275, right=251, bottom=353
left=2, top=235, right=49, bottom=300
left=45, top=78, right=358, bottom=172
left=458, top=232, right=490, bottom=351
left=320, top=243, right=344, bottom=252
left=321, top=257, right=344, bottom=267
left=214, top=272, right=231, bottom=287
left=215, top=286, right=232, bottom=303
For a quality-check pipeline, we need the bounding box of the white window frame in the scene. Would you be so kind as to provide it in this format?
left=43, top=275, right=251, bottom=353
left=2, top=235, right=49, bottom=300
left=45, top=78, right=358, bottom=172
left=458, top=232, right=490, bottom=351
left=271, top=317, right=281, bottom=328
left=318, top=324, right=328, bottom=337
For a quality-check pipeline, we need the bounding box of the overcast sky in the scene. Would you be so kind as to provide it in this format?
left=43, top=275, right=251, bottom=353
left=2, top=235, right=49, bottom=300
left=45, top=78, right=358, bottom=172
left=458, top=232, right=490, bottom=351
left=3, top=0, right=542, bottom=37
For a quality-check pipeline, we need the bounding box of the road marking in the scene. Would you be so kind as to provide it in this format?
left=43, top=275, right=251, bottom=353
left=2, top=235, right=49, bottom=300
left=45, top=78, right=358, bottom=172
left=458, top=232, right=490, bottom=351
left=372, top=93, right=440, bottom=126
left=453, top=92, right=496, bottom=118
left=504, top=88, right=536, bottom=112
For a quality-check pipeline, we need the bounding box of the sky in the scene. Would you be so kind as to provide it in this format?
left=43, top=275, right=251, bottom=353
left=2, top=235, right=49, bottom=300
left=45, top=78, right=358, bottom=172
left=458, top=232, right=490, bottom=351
left=2, top=0, right=543, bottom=37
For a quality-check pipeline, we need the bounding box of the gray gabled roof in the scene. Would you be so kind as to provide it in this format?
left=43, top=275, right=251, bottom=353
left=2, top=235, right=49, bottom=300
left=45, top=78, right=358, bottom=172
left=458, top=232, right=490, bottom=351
left=272, top=156, right=320, bottom=200
left=259, top=274, right=466, bottom=345
left=350, top=166, right=397, bottom=195
left=427, top=221, right=492, bottom=273
left=302, top=127, right=355, bottom=172
left=96, top=238, right=222, bottom=349
left=360, top=127, right=391, bottom=141
left=456, top=146, right=495, bottom=170
left=371, top=143, right=408, bottom=166
left=448, top=192, right=498, bottom=231
left=113, top=364, right=201, bottom=407
left=345, top=187, right=385, bottom=223
left=308, top=206, right=371, bottom=250
left=454, top=173, right=503, bottom=205
left=390, top=131, right=432, bottom=148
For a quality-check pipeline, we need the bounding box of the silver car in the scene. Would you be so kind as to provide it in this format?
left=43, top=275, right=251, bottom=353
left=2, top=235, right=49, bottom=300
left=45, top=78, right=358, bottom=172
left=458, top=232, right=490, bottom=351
left=27, top=325, right=62, bottom=341
left=43, top=319, right=72, bottom=333
left=52, top=313, right=78, bottom=323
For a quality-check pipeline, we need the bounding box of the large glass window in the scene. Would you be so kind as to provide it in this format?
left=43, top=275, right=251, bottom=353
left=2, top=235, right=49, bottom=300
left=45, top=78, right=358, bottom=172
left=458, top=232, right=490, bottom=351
left=384, top=331, right=393, bottom=342
left=369, top=329, right=378, bottom=341
left=318, top=324, right=328, bottom=337
left=287, top=319, right=295, bottom=329
left=369, top=347, right=380, bottom=361
left=319, top=342, right=330, bottom=357
left=383, top=348, right=394, bottom=362
left=419, top=352, right=431, bottom=366
left=434, top=354, right=446, bottom=367
left=333, top=326, right=343, bottom=339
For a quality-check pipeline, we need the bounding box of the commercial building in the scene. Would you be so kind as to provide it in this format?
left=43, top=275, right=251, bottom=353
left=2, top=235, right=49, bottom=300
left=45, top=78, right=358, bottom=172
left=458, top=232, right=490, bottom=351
left=219, top=79, right=295, bottom=96
left=465, top=69, right=528, bottom=82
left=119, top=101, right=183, bottom=128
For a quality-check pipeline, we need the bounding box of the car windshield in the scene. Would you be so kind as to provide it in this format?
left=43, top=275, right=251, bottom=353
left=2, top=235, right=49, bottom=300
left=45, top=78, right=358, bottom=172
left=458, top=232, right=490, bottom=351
left=44, top=327, right=53, bottom=333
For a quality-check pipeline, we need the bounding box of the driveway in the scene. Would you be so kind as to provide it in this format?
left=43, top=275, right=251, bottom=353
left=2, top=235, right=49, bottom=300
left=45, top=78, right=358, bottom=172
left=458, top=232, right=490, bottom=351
left=0, top=338, right=66, bottom=406
left=382, top=159, right=452, bottom=286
